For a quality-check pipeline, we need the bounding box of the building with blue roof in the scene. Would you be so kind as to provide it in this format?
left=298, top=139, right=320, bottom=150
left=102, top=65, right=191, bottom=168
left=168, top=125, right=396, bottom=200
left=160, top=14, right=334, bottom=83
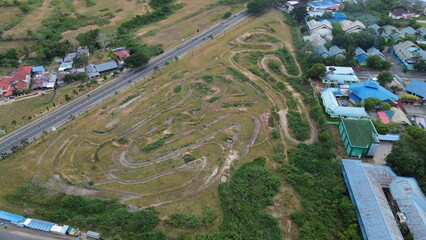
left=318, top=12, right=347, bottom=22
left=0, top=210, right=24, bottom=223
left=32, top=66, right=45, bottom=74
left=322, top=66, right=359, bottom=85
left=342, top=159, right=426, bottom=240
left=406, top=79, right=426, bottom=101
left=321, top=88, right=368, bottom=118
left=349, top=80, right=398, bottom=103
left=308, top=0, right=340, bottom=12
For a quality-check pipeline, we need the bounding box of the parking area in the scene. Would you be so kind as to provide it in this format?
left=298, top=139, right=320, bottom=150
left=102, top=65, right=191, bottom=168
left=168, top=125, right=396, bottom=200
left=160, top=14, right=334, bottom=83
left=404, top=104, right=426, bottom=116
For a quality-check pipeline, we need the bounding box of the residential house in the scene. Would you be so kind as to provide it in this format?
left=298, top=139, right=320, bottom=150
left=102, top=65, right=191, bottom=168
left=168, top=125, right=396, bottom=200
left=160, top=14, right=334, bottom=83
left=12, top=66, right=32, bottom=82
left=418, top=27, right=426, bottom=39
left=368, top=23, right=380, bottom=34
left=392, top=40, right=426, bottom=70
left=31, top=72, right=57, bottom=90
left=322, top=66, right=359, bottom=85
left=307, top=19, right=333, bottom=40
left=307, top=0, right=340, bottom=12
left=316, top=45, right=346, bottom=59
left=381, top=25, right=402, bottom=41
left=354, top=47, right=385, bottom=65
left=303, top=34, right=327, bottom=46
left=342, top=159, right=426, bottom=240
left=115, top=49, right=131, bottom=61
left=279, top=1, right=306, bottom=13
left=0, top=75, right=27, bottom=97
left=339, top=118, right=380, bottom=157
left=321, top=88, right=368, bottom=118
left=406, top=79, right=426, bottom=101
left=86, top=61, right=119, bottom=78
left=348, top=80, right=398, bottom=103
left=389, top=8, right=420, bottom=19
left=340, top=20, right=366, bottom=34
left=32, top=66, right=45, bottom=76
left=400, top=26, right=417, bottom=38
left=76, top=46, right=89, bottom=57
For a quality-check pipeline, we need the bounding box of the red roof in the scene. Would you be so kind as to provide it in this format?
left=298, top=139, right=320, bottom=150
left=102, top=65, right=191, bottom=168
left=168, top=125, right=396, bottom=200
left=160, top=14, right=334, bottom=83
left=378, top=111, right=390, bottom=124
left=115, top=50, right=130, bottom=60
left=13, top=66, right=33, bottom=76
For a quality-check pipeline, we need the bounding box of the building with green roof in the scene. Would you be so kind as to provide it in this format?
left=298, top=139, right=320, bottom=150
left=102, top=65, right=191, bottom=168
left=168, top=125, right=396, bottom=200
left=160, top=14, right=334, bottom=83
left=339, top=118, right=379, bottom=157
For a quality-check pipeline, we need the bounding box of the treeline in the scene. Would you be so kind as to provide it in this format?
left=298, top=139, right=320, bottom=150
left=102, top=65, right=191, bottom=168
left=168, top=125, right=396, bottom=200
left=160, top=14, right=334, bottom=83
left=7, top=184, right=165, bottom=240
left=118, top=0, right=185, bottom=34
left=0, top=48, right=19, bottom=67
left=386, top=126, right=426, bottom=193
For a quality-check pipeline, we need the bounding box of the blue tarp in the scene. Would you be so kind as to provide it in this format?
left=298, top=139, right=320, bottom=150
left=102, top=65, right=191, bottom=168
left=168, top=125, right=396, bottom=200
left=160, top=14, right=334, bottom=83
left=0, top=210, right=24, bottom=223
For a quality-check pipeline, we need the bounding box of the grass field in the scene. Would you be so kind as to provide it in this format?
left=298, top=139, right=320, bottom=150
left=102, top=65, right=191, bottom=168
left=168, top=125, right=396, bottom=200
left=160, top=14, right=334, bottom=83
left=0, top=10, right=313, bottom=239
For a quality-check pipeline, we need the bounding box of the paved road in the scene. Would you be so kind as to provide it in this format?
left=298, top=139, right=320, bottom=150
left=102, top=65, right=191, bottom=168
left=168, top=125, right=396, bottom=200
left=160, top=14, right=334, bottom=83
left=0, top=229, right=62, bottom=240
left=0, top=10, right=249, bottom=155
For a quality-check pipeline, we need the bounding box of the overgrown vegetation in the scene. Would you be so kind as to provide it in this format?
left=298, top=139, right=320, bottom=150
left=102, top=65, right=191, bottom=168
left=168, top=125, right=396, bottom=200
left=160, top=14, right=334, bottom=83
left=184, top=157, right=281, bottom=240
left=287, top=110, right=310, bottom=141
left=7, top=184, right=164, bottom=239
left=386, top=126, right=426, bottom=193
left=165, top=210, right=217, bottom=228
left=280, top=144, right=360, bottom=240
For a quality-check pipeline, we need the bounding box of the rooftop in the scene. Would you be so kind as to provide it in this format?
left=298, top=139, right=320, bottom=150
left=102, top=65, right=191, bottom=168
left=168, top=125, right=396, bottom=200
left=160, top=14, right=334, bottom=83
left=342, top=159, right=426, bottom=240
left=321, top=88, right=368, bottom=117
left=349, top=80, right=398, bottom=102
left=406, top=79, right=426, bottom=100
left=308, top=0, right=339, bottom=7
left=341, top=118, right=378, bottom=147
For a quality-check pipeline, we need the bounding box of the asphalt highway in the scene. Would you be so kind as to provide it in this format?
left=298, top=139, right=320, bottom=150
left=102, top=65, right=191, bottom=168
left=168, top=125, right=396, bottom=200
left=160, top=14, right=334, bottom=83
left=0, top=9, right=249, bottom=154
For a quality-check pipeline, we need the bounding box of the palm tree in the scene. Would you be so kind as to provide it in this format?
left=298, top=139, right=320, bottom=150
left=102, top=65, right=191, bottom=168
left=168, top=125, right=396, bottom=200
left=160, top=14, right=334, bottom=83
left=64, top=94, right=72, bottom=102
left=78, top=84, right=85, bottom=92
left=20, top=138, right=29, bottom=147
left=72, top=89, right=78, bottom=96
left=11, top=145, right=19, bottom=153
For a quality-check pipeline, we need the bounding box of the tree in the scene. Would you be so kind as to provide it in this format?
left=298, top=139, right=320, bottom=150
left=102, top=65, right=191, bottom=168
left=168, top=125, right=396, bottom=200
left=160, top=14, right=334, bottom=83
left=72, top=90, right=78, bottom=96
left=291, top=7, right=307, bottom=24
left=64, top=94, right=72, bottom=102
left=377, top=72, right=393, bottom=85
left=247, top=0, right=275, bottom=14
left=124, top=49, right=150, bottom=68
left=414, top=59, right=426, bottom=71
left=73, top=54, right=89, bottom=68
left=11, top=120, right=17, bottom=128
left=363, top=97, right=381, bottom=111
left=306, top=63, right=326, bottom=79
left=11, top=145, right=19, bottom=153
left=20, top=138, right=29, bottom=147
left=366, top=55, right=392, bottom=69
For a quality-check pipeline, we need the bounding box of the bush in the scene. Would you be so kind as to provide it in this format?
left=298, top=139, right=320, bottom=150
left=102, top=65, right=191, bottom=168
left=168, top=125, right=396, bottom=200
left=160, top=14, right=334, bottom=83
left=173, top=85, right=182, bottom=93
left=271, top=128, right=280, bottom=139
left=141, top=139, right=165, bottom=152
left=287, top=111, right=310, bottom=141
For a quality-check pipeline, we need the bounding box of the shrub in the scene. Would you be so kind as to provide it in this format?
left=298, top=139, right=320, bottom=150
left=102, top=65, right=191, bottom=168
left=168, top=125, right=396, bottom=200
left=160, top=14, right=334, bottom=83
left=287, top=111, right=310, bottom=141
left=141, top=139, right=165, bottom=152
left=173, top=85, right=182, bottom=93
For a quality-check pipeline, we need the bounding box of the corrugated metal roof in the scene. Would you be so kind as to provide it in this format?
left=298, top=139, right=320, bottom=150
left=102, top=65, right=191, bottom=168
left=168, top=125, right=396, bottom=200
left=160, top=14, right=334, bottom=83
left=406, top=79, right=426, bottom=100
left=341, top=119, right=377, bottom=147
left=94, top=61, right=118, bottom=73
left=0, top=210, right=24, bottom=223
left=342, top=160, right=403, bottom=240
left=342, top=159, right=426, bottom=240
left=321, top=88, right=368, bottom=117
left=349, top=80, right=398, bottom=102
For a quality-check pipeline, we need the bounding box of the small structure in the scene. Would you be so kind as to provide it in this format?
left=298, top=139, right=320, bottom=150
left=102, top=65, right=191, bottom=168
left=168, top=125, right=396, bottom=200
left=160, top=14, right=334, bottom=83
left=0, top=210, right=25, bottom=224
left=321, top=88, right=368, bottom=118
left=381, top=25, right=402, bottom=40
left=318, top=12, right=347, bottom=22
left=280, top=1, right=306, bottom=13
left=322, top=66, right=359, bottom=85
left=354, top=47, right=385, bottom=65
left=389, top=8, right=420, bottom=19
left=339, top=118, right=379, bottom=157
left=307, top=19, right=333, bottom=40
left=32, top=66, right=45, bottom=76
left=87, top=231, right=101, bottom=239
left=115, top=49, right=131, bottom=61
left=368, top=23, right=380, bottom=34
left=406, top=79, right=426, bottom=101
left=316, top=45, right=346, bottom=58
left=340, top=20, right=366, bottom=34
left=392, top=41, right=426, bottom=70
left=86, top=61, right=119, bottom=78
left=307, top=0, right=340, bottom=12
left=342, top=159, right=426, bottom=240
left=384, top=107, right=412, bottom=126
left=348, top=80, right=398, bottom=103
left=400, top=26, right=417, bottom=37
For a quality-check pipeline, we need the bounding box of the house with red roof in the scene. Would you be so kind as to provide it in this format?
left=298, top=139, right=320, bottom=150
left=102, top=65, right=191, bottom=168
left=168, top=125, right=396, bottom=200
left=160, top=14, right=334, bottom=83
left=115, top=49, right=131, bottom=61
left=0, top=65, right=33, bottom=98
